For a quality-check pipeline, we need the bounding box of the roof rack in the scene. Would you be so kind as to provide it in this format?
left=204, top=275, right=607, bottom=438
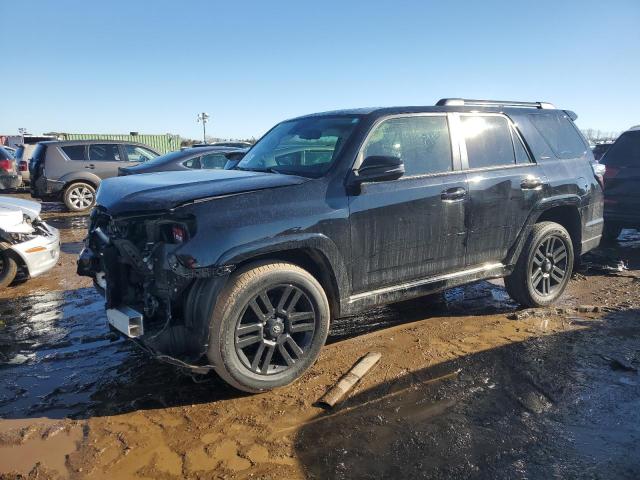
left=436, top=98, right=556, bottom=110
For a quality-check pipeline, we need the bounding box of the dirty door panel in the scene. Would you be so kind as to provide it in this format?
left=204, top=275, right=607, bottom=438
left=87, top=144, right=124, bottom=180
left=348, top=114, right=467, bottom=293
left=460, top=114, right=545, bottom=265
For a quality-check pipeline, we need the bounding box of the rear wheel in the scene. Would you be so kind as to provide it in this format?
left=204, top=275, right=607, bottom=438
left=505, top=222, right=574, bottom=308
left=0, top=249, right=18, bottom=288
left=63, top=182, right=96, bottom=212
left=207, top=261, right=330, bottom=392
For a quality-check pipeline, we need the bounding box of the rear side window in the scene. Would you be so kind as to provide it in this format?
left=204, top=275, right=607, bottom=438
left=602, top=131, right=640, bottom=167
left=183, top=157, right=201, bottom=169
left=363, top=115, right=452, bottom=176
left=61, top=145, right=87, bottom=161
left=529, top=113, right=587, bottom=159
left=462, top=116, right=516, bottom=169
left=89, top=144, right=121, bottom=161
left=201, top=153, right=228, bottom=169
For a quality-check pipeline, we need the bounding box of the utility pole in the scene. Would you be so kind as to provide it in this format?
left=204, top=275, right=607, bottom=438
left=196, top=112, right=210, bottom=143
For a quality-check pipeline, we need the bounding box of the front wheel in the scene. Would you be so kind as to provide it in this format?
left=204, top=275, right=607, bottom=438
left=0, top=249, right=18, bottom=288
left=207, top=261, right=330, bottom=392
left=504, top=222, right=574, bottom=308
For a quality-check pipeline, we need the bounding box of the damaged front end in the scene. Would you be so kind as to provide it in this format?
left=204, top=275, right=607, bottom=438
left=78, top=207, right=232, bottom=373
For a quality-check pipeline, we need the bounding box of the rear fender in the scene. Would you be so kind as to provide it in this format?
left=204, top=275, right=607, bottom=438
left=505, top=194, right=582, bottom=267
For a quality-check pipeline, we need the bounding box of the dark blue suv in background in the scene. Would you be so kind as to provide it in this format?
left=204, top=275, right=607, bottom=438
left=601, top=126, right=640, bottom=240
left=78, top=98, right=604, bottom=392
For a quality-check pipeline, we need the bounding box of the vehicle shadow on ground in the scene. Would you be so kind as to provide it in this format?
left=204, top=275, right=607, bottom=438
left=0, top=280, right=518, bottom=420
left=295, top=309, right=640, bottom=479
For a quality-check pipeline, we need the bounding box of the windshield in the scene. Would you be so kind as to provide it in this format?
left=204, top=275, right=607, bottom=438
left=237, top=116, right=360, bottom=177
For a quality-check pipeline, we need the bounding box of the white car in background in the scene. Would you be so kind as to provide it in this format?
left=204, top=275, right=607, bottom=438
left=0, top=196, right=60, bottom=287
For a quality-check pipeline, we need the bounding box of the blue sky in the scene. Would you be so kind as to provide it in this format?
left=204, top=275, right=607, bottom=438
left=1, top=0, right=638, bottom=140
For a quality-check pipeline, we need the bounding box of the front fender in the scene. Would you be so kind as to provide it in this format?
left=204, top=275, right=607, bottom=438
left=216, top=232, right=350, bottom=303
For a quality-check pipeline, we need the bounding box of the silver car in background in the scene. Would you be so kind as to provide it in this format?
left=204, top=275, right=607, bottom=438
left=0, top=196, right=60, bottom=287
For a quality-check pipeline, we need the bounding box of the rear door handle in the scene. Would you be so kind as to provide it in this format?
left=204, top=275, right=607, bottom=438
left=85, top=164, right=95, bottom=169
left=441, top=187, right=467, bottom=201
left=520, top=177, right=544, bottom=190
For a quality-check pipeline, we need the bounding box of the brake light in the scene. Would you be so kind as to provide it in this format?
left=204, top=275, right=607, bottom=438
left=0, top=159, right=11, bottom=171
left=171, top=225, right=186, bottom=243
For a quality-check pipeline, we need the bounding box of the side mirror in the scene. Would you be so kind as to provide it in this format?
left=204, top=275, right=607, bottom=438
left=354, top=155, right=404, bottom=183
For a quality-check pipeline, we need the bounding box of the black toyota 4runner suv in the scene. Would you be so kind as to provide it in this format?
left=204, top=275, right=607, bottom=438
left=78, top=98, right=604, bottom=392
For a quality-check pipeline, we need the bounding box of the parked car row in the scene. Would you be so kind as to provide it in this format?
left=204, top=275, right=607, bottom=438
left=77, top=98, right=610, bottom=392
left=24, top=140, right=247, bottom=211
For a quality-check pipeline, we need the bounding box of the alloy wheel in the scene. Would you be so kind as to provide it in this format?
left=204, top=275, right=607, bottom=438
left=530, top=235, right=568, bottom=296
left=69, top=186, right=94, bottom=209
left=234, top=284, right=317, bottom=375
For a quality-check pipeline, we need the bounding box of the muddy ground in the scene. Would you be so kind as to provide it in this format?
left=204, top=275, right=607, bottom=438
left=1, top=191, right=639, bottom=479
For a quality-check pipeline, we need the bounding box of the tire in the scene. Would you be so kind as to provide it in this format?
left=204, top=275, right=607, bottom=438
left=0, top=249, right=18, bottom=288
left=207, top=261, right=330, bottom=393
left=63, top=182, right=96, bottom=212
left=504, top=222, right=574, bottom=308
left=602, top=222, right=622, bottom=244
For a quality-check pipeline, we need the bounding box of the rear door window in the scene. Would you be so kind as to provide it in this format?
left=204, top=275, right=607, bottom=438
left=61, top=145, right=87, bottom=161
left=183, top=157, right=201, bottom=169
left=529, top=113, right=588, bottom=159
left=201, top=153, right=228, bottom=169
left=461, top=115, right=516, bottom=169
left=601, top=131, right=640, bottom=167
left=88, top=144, right=121, bottom=161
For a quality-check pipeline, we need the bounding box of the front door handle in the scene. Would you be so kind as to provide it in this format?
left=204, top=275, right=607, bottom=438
left=441, top=187, right=467, bottom=201
left=85, top=164, right=95, bottom=169
left=521, top=177, right=544, bottom=190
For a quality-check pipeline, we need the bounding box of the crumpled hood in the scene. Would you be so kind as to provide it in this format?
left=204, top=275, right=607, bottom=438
left=0, top=195, right=42, bottom=221
left=96, top=169, right=310, bottom=215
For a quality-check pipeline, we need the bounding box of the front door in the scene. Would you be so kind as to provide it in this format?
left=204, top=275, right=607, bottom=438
left=348, top=114, right=468, bottom=293
left=456, top=113, right=547, bottom=266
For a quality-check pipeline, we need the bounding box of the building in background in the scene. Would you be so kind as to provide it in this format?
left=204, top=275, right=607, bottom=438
left=1, top=133, right=181, bottom=154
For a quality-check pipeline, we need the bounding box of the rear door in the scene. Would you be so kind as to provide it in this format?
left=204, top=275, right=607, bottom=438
left=455, top=113, right=546, bottom=266
left=601, top=130, right=640, bottom=218
left=87, top=144, right=124, bottom=179
left=348, top=113, right=468, bottom=293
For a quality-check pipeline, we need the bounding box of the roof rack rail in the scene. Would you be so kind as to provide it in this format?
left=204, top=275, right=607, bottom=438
left=436, top=98, right=556, bottom=110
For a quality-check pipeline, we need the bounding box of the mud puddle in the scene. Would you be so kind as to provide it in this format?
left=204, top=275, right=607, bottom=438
left=298, top=309, right=640, bottom=479
left=0, top=278, right=516, bottom=421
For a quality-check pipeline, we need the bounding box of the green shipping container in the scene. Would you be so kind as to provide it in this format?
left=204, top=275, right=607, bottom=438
left=58, top=133, right=180, bottom=154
